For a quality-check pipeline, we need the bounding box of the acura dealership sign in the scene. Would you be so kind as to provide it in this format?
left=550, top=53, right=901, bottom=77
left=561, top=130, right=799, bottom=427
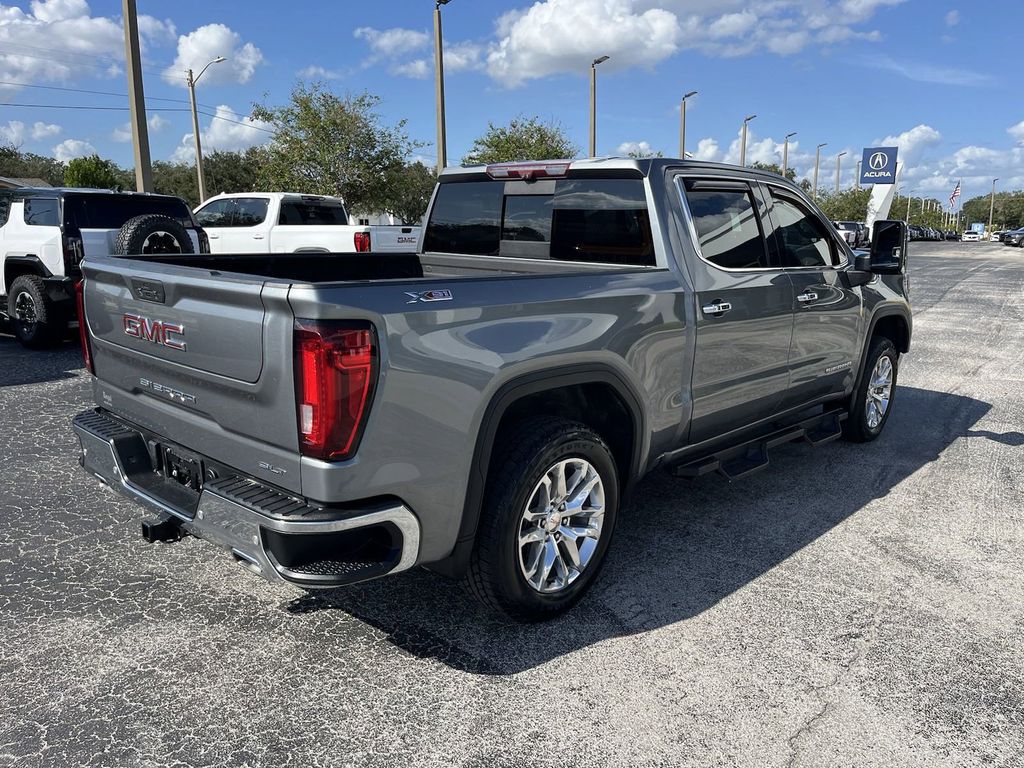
left=860, top=146, right=898, bottom=185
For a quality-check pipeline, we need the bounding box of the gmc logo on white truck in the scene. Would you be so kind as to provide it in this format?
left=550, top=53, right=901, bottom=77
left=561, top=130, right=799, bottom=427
left=123, top=314, right=186, bottom=351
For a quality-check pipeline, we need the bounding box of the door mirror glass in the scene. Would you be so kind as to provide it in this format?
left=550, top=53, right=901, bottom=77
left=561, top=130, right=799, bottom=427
left=870, top=220, right=907, bottom=273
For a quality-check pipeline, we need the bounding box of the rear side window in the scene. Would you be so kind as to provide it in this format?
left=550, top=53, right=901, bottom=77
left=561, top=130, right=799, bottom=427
left=768, top=190, right=839, bottom=268
left=0, top=197, right=11, bottom=226
left=423, top=178, right=655, bottom=266
left=24, top=198, right=59, bottom=227
left=279, top=201, right=348, bottom=225
left=233, top=198, right=269, bottom=227
left=683, top=185, right=768, bottom=269
left=64, top=194, right=193, bottom=229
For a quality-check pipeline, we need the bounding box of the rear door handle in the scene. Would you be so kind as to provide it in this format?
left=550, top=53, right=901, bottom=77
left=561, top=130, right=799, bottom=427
left=796, top=292, right=818, bottom=303
left=702, top=301, right=732, bottom=317
left=253, top=234, right=265, bottom=240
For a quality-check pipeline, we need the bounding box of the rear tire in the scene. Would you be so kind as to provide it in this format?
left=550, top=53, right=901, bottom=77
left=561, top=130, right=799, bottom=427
left=843, top=337, right=899, bottom=443
left=462, top=417, right=620, bottom=622
left=8, top=274, right=62, bottom=348
left=115, top=214, right=194, bottom=256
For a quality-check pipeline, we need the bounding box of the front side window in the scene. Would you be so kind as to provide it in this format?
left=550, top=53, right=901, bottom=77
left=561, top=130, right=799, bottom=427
left=768, top=191, right=838, bottom=268
left=194, top=199, right=234, bottom=227
left=683, top=185, right=768, bottom=269
left=232, top=198, right=270, bottom=227
left=24, top=198, right=59, bottom=227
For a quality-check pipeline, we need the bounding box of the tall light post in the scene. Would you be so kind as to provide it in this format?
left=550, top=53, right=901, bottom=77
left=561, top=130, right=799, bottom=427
left=122, top=0, right=152, bottom=191
left=589, top=55, right=610, bottom=157
left=812, top=142, right=827, bottom=200
left=186, top=55, right=226, bottom=204
left=905, top=190, right=915, bottom=223
left=679, top=90, right=697, bottom=159
left=739, top=114, right=756, bottom=167
left=781, top=131, right=796, bottom=178
left=835, top=150, right=847, bottom=192
left=988, top=178, right=999, bottom=232
left=855, top=160, right=862, bottom=190
left=433, top=0, right=451, bottom=173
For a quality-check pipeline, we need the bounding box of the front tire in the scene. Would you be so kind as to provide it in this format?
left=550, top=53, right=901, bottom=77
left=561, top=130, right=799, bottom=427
left=463, top=417, right=619, bottom=622
left=8, top=274, right=62, bottom=348
left=843, top=337, right=899, bottom=443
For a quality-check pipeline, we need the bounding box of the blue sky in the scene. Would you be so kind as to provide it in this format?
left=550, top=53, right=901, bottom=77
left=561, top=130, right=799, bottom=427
left=1, top=0, right=1021, bottom=204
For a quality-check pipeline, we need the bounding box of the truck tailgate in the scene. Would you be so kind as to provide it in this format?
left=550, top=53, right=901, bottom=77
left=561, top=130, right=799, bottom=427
left=82, top=256, right=303, bottom=493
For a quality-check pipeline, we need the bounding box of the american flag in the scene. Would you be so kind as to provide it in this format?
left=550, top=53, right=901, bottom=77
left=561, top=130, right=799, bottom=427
left=949, top=179, right=962, bottom=210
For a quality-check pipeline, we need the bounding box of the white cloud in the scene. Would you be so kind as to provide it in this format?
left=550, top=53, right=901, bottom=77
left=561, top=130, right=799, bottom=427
left=112, top=114, right=168, bottom=143
left=148, top=113, right=168, bottom=133
left=0, top=120, right=25, bottom=145
left=445, top=41, right=484, bottom=72
left=617, top=140, right=658, bottom=156
left=865, top=55, right=992, bottom=86
left=391, top=59, right=430, bottom=79
left=876, top=124, right=942, bottom=163
left=0, top=0, right=172, bottom=88
left=30, top=121, right=60, bottom=139
left=707, top=11, right=757, bottom=38
left=692, top=137, right=720, bottom=161
left=945, top=9, right=960, bottom=26
left=171, top=104, right=271, bottom=162
left=297, top=65, right=346, bottom=80
left=488, top=0, right=681, bottom=87
left=162, top=23, right=263, bottom=87
left=1008, top=121, right=1024, bottom=144
left=354, top=26, right=429, bottom=57
left=53, top=138, right=96, bottom=162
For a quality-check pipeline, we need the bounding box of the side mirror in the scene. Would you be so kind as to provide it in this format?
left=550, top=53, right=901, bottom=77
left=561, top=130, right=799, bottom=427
left=870, top=220, right=907, bottom=274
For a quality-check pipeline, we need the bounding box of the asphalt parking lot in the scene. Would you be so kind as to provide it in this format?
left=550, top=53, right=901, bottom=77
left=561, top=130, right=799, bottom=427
left=1, top=241, right=1022, bottom=768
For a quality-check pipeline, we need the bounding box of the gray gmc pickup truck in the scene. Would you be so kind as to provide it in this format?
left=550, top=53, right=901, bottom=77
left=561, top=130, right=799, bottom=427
left=73, top=158, right=911, bottom=621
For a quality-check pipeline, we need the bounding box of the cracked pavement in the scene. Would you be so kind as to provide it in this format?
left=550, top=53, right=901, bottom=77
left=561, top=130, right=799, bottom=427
left=0, top=242, right=1022, bottom=767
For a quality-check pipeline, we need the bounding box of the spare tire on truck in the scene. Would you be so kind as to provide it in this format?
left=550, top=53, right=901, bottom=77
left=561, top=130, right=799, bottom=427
left=114, top=214, right=194, bottom=256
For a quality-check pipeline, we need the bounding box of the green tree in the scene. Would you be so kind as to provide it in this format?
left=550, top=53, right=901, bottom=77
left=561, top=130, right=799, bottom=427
left=463, top=116, right=578, bottom=165
left=152, top=160, right=200, bottom=206
left=961, top=190, right=1024, bottom=231
left=383, top=161, right=437, bottom=224
left=816, top=188, right=872, bottom=222
left=750, top=161, right=796, bottom=181
left=64, top=154, right=121, bottom=189
left=252, top=83, right=421, bottom=214
left=205, top=148, right=262, bottom=199
left=0, top=145, right=65, bottom=186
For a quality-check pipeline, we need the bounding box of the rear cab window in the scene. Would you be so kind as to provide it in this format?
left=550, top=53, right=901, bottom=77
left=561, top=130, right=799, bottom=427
left=279, top=200, right=348, bottom=226
left=423, top=177, right=656, bottom=266
left=63, top=194, right=194, bottom=230
left=24, top=198, right=59, bottom=227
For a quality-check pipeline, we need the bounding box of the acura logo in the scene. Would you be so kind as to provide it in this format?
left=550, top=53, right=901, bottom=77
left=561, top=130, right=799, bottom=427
left=869, top=152, right=889, bottom=170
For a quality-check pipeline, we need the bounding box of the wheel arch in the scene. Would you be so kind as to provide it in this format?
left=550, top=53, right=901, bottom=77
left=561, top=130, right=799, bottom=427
left=851, top=306, right=911, bottom=398
left=4, top=255, right=49, bottom=295
left=429, top=364, right=646, bottom=578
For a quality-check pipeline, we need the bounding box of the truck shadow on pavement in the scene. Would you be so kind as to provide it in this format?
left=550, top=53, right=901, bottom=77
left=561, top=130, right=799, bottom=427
left=288, top=385, right=990, bottom=675
left=0, top=334, right=83, bottom=387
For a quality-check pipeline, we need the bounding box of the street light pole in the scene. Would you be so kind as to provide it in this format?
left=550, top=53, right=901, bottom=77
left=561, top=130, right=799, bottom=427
left=186, top=56, right=226, bottom=204
left=679, top=90, right=697, bottom=159
left=812, top=143, right=827, bottom=200
left=433, top=0, right=450, bottom=173
left=906, top=191, right=914, bottom=223
left=988, top=178, right=999, bottom=232
left=855, top=160, right=862, bottom=190
left=739, top=114, right=756, bottom=167
left=835, top=151, right=847, bottom=192
left=122, top=0, right=152, bottom=191
left=589, top=56, right=609, bottom=157
left=782, top=132, right=796, bottom=178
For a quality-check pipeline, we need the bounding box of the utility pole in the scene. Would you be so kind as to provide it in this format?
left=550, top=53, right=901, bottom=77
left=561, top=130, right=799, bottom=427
left=679, top=91, right=697, bottom=159
left=122, top=0, right=152, bottom=191
left=739, top=114, right=756, bottom=167
left=905, top=192, right=914, bottom=223
left=855, top=160, right=861, bottom=190
left=782, top=132, right=796, bottom=179
left=812, top=143, right=826, bottom=200
left=835, top=151, right=847, bottom=193
left=589, top=56, right=609, bottom=157
left=988, top=178, right=999, bottom=232
left=186, top=57, right=225, bottom=204
left=433, top=0, right=450, bottom=173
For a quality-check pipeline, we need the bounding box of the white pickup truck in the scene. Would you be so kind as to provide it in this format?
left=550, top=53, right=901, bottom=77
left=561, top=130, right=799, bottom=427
left=193, top=193, right=420, bottom=254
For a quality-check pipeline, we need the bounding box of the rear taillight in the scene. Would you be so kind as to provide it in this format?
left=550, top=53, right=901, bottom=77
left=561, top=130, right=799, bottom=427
left=354, top=231, right=371, bottom=252
left=294, top=320, right=376, bottom=461
left=75, top=280, right=94, bottom=375
left=63, top=234, right=84, bottom=274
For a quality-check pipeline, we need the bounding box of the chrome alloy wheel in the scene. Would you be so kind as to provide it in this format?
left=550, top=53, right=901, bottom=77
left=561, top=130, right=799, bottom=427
left=13, top=289, right=37, bottom=325
left=141, top=231, right=183, bottom=254
left=518, top=458, right=605, bottom=594
left=865, top=355, right=894, bottom=429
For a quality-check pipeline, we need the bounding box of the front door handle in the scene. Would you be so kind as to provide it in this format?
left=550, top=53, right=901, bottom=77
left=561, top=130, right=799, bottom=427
left=253, top=234, right=265, bottom=240
left=702, top=301, right=733, bottom=317
left=796, top=292, right=818, bottom=303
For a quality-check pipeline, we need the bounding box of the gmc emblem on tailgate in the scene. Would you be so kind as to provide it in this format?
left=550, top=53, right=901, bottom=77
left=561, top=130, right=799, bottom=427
left=123, top=313, right=186, bottom=351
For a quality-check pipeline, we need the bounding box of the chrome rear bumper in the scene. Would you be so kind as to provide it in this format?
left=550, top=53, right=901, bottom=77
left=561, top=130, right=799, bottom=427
left=73, top=409, right=421, bottom=588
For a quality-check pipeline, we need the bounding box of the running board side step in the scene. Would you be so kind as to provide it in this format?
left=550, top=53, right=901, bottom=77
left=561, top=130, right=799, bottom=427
left=667, top=409, right=846, bottom=482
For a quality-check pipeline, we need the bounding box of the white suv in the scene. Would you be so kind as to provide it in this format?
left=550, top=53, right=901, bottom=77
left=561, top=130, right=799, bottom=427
left=1, top=189, right=208, bottom=347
